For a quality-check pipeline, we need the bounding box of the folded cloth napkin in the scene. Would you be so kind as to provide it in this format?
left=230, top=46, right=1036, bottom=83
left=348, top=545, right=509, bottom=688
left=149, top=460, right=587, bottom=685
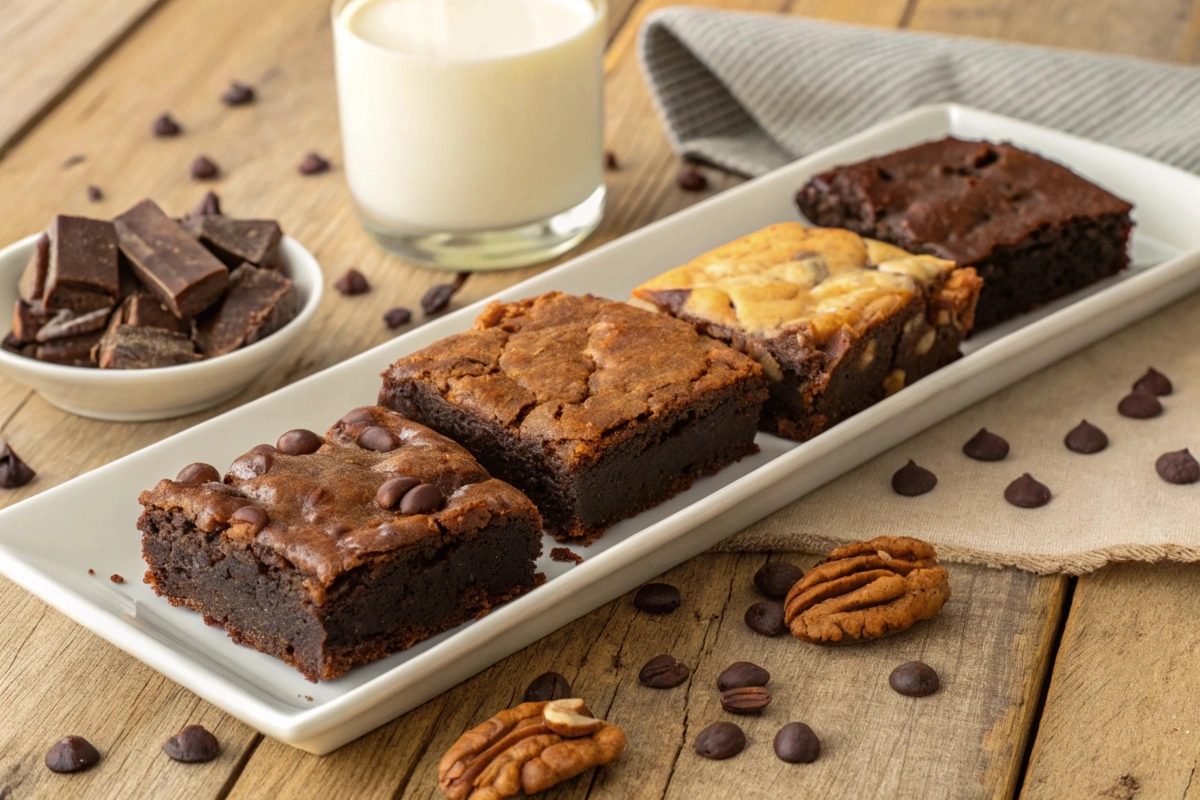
left=637, top=8, right=1200, bottom=177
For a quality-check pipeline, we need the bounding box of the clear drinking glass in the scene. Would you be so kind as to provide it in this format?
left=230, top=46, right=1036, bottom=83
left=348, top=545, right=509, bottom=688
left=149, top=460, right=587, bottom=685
left=332, top=0, right=607, bottom=270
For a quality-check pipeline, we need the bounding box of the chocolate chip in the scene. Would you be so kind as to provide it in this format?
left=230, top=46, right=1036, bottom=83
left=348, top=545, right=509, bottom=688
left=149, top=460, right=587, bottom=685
left=774, top=722, right=820, bottom=764
left=1004, top=473, right=1051, bottom=508
left=604, top=150, right=619, bottom=170
left=339, top=407, right=375, bottom=426
left=376, top=476, right=420, bottom=508
left=357, top=425, right=399, bottom=452
left=153, top=113, right=181, bottom=137
left=334, top=268, right=370, bottom=296
left=639, top=654, right=689, bottom=688
left=232, top=450, right=274, bottom=477
left=720, top=686, right=771, bottom=715
left=383, top=307, right=412, bottom=329
left=717, top=661, right=769, bottom=691
left=0, top=444, right=36, bottom=489
left=523, top=671, right=572, bottom=703
left=231, top=504, right=268, bottom=533
left=753, top=560, right=803, bottom=599
left=191, top=155, right=220, bottom=181
left=676, top=167, right=708, bottom=192
left=1118, top=389, right=1162, bottom=419
left=61, top=154, right=86, bottom=168
left=1156, top=449, right=1200, bottom=485
left=250, top=444, right=278, bottom=455
left=889, top=661, right=940, bottom=696
left=276, top=429, right=323, bottom=455
left=633, top=583, right=680, bottom=614
left=744, top=601, right=785, bottom=636
left=110, top=573, right=124, bottom=584
left=45, top=736, right=100, bottom=773
left=192, top=190, right=221, bottom=217
left=694, top=721, right=745, bottom=760
left=962, top=428, right=1009, bottom=461
left=163, top=724, right=220, bottom=762
left=298, top=152, right=330, bottom=175
left=176, top=462, right=221, bottom=484
left=892, top=460, right=936, bottom=496
left=399, top=483, right=442, bottom=515
left=221, top=81, right=255, bottom=106
left=87, top=185, right=103, bottom=203
left=421, top=272, right=468, bottom=316
left=1064, top=420, right=1108, bottom=454
left=1134, top=367, right=1172, bottom=396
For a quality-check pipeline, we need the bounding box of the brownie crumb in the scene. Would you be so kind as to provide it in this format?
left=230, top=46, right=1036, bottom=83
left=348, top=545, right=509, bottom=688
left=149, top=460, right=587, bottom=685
left=298, top=152, right=331, bottom=175
left=550, top=547, right=584, bottom=565
left=87, top=569, right=95, bottom=575
left=153, top=114, right=182, bottom=137
left=221, top=81, right=256, bottom=106
left=334, top=269, right=370, bottom=296
left=676, top=167, right=708, bottom=192
left=110, top=574, right=125, bottom=584
left=191, top=155, right=220, bottom=181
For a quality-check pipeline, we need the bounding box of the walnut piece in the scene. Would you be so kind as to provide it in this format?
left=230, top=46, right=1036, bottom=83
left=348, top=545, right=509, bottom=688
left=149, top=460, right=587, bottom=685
left=438, top=700, right=626, bottom=800
left=784, top=536, right=950, bottom=643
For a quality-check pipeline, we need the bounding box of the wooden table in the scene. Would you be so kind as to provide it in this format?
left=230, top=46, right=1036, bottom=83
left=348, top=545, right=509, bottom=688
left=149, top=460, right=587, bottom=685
left=1, top=0, right=1198, bottom=796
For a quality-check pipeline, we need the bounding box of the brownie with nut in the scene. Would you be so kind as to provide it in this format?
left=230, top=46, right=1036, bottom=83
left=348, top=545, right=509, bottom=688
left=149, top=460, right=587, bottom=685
left=632, top=224, right=982, bottom=441
left=137, top=405, right=543, bottom=681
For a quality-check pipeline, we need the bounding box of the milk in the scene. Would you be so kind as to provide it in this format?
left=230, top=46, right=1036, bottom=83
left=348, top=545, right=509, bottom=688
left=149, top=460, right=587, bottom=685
left=333, top=0, right=605, bottom=235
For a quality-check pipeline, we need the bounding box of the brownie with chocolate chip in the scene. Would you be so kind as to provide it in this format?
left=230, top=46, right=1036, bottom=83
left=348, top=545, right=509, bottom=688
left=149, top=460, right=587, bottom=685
left=137, top=405, right=542, bottom=681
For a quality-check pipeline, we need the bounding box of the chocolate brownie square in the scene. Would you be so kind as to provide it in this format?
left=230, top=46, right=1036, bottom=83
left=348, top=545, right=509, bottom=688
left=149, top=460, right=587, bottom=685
left=632, top=224, right=982, bottom=441
left=138, top=406, right=543, bottom=681
left=379, top=292, right=768, bottom=542
left=795, top=137, right=1133, bottom=329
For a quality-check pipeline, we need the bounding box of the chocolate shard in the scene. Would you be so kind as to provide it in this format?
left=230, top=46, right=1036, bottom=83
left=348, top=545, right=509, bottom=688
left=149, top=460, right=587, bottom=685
left=113, top=199, right=229, bottom=318
left=18, top=232, right=50, bottom=302
left=111, top=293, right=191, bottom=334
left=185, top=215, right=282, bottom=269
left=35, top=306, right=111, bottom=342
left=42, top=216, right=120, bottom=312
left=36, top=330, right=103, bottom=367
left=97, top=324, right=200, bottom=369
left=11, top=300, right=54, bottom=343
left=194, top=264, right=296, bottom=357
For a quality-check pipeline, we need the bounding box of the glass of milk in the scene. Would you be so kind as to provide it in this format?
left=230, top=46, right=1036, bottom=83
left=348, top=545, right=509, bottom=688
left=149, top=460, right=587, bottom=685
left=333, top=0, right=606, bottom=270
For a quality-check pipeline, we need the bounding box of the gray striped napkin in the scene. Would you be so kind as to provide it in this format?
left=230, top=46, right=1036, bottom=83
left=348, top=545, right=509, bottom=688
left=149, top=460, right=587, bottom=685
left=638, top=8, right=1200, bottom=177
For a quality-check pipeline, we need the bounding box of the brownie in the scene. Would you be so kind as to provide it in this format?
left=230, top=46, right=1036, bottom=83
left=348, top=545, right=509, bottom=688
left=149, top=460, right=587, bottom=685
left=379, top=292, right=768, bottom=542
left=137, top=406, right=543, bottom=681
left=632, top=224, right=982, bottom=441
left=795, top=137, right=1133, bottom=329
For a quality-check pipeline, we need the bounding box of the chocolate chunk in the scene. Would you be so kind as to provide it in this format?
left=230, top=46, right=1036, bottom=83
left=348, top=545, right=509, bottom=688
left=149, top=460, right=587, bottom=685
left=44, top=736, right=100, bottom=773
left=639, top=654, right=689, bottom=688
left=18, top=232, right=50, bottom=302
left=524, top=671, right=572, bottom=703
left=187, top=215, right=282, bottom=269
left=1156, top=449, right=1200, bottom=485
left=550, top=547, right=584, bottom=564
left=2, top=333, right=30, bottom=355
left=962, top=428, right=1009, bottom=461
left=753, top=560, right=803, bottom=599
left=1134, top=367, right=1172, bottom=396
left=694, top=722, right=745, bottom=760
left=357, top=425, right=399, bottom=452
left=177, top=462, right=220, bottom=484
left=721, top=686, right=771, bottom=715
left=1118, top=389, right=1162, bottom=419
left=774, top=722, right=820, bottom=764
left=0, top=443, right=36, bottom=488
left=889, top=661, right=940, bottom=696
left=745, top=601, right=785, bottom=636
left=86, top=185, right=103, bottom=203
left=97, top=324, right=200, bottom=369
left=192, top=191, right=222, bottom=217
left=633, top=583, right=680, bottom=614
left=421, top=272, right=468, bottom=316
left=276, top=429, right=323, bottom=456
left=1064, top=420, right=1108, bottom=454
left=11, top=300, right=54, bottom=343
left=113, top=199, right=229, bottom=318
left=194, top=265, right=296, bottom=356
left=111, top=293, right=191, bottom=334
left=1004, top=473, right=1051, bottom=508
left=35, top=331, right=102, bottom=366
left=676, top=167, right=708, bottom=192
left=604, top=151, right=619, bottom=170
left=110, top=573, right=125, bottom=583
left=383, top=307, right=412, bottom=329
left=334, top=268, right=369, bottom=296
left=43, top=215, right=120, bottom=312
left=892, top=460, right=937, bottom=496
left=298, top=152, right=331, bottom=175
left=153, top=113, right=182, bottom=137
left=717, top=661, right=769, bottom=691
left=399, top=483, right=442, bottom=515
left=191, top=156, right=220, bottom=180
left=35, top=306, right=111, bottom=343
left=163, top=724, right=220, bottom=763
left=376, top=476, right=420, bottom=509
left=221, top=81, right=255, bottom=106
left=231, top=504, right=268, bottom=533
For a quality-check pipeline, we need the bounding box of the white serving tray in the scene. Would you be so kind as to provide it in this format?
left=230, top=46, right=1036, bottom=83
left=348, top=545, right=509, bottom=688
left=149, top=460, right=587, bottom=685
left=2, top=104, right=1198, bottom=754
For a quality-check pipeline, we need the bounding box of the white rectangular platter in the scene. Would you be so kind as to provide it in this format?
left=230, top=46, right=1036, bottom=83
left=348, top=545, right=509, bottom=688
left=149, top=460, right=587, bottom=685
left=2, top=104, right=1199, bottom=754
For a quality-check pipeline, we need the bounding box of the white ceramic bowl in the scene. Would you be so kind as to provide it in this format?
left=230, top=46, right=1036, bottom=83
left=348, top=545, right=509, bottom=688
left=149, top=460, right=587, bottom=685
left=0, top=232, right=323, bottom=421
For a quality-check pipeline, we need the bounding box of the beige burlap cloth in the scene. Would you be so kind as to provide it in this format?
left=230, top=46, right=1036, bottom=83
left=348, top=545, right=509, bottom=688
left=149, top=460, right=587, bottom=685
left=713, top=292, right=1200, bottom=574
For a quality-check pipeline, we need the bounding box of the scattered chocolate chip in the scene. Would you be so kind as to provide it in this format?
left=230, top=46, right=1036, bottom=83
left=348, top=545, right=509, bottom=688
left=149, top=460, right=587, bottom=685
left=523, top=671, right=572, bottom=703
left=1004, top=473, right=1051, bottom=508
left=1156, top=449, right=1200, bottom=485
left=163, top=724, right=220, bottom=763
left=61, top=154, right=86, bottom=168
left=421, top=272, right=469, bottom=316
left=694, top=721, right=745, bottom=760
left=221, top=81, right=256, bottom=106
left=357, top=425, right=399, bottom=452
left=550, top=547, right=584, bottom=564
left=298, top=152, right=330, bottom=175
left=962, top=428, right=1009, bottom=461
left=110, top=574, right=124, bottom=584
left=383, top=307, right=412, bottom=329
left=45, top=736, right=100, bottom=773
left=276, top=429, right=323, bottom=456
left=376, top=476, right=421, bottom=509
left=334, top=268, right=370, bottom=296
left=192, top=190, right=221, bottom=217
left=717, top=661, right=769, bottom=692
left=639, top=654, right=689, bottom=688
left=892, top=460, right=937, bottom=496
left=889, top=661, right=940, bottom=696
left=191, top=155, right=220, bottom=181
left=176, top=462, right=221, bottom=484
left=399, top=483, right=442, bottom=515
left=0, top=444, right=36, bottom=489
left=604, top=150, right=619, bottom=170
left=753, top=560, right=803, bottom=599
left=88, top=569, right=95, bottom=575
left=1134, top=367, right=1172, bottom=396
left=1118, top=389, right=1162, bottom=419
left=676, top=167, right=708, bottom=192
left=720, top=686, right=771, bottom=715
left=1064, top=420, right=1108, bottom=454
left=744, top=601, right=785, bottom=636
left=152, top=114, right=181, bottom=137
left=230, top=504, right=269, bottom=534
left=774, top=722, right=820, bottom=764
left=633, top=583, right=680, bottom=614
left=86, top=185, right=103, bottom=203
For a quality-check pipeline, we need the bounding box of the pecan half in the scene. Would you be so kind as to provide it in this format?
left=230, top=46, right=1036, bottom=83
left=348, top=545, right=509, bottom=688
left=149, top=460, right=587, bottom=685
left=438, top=700, right=626, bottom=800
left=784, top=536, right=950, bottom=644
